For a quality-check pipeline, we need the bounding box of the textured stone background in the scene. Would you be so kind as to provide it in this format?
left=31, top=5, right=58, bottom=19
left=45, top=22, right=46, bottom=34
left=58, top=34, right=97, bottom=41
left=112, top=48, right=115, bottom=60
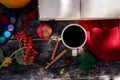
left=0, top=0, right=120, bottom=80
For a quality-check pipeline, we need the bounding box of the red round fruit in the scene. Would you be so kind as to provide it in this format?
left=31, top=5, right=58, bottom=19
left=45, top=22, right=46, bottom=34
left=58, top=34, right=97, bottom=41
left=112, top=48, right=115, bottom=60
left=36, top=23, right=52, bottom=39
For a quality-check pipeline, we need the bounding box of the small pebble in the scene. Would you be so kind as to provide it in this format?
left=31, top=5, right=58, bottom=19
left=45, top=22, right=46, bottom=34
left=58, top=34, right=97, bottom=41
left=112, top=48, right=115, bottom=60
left=64, top=72, right=70, bottom=77
left=60, top=69, right=64, bottom=75
left=29, top=77, right=35, bottom=80
left=99, top=75, right=111, bottom=80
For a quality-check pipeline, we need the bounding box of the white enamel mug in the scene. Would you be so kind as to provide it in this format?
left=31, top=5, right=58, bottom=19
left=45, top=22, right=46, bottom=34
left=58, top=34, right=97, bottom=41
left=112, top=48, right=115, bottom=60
left=61, top=24, right=87, bottom=57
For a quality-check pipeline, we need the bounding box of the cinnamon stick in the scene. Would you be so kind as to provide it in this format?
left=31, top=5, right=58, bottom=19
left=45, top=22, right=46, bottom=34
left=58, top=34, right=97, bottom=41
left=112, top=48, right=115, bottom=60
left=51, top=38, right=60, bottom=60
left=45, top=49, right=67, bottom=69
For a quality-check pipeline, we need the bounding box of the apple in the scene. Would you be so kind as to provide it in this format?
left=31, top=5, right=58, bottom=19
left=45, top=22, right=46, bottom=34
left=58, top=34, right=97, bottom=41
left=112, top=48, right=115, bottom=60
left=36, top=23, right=52, bottom=39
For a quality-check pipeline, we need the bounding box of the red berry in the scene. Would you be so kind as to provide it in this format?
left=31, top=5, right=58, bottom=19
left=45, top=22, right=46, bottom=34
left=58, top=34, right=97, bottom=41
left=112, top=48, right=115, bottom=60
left=16, top=31, right=38, bottom=64
left=24, top=43, right=27, bottom=47
left=23, top=55, right=29, bottom=62
left=33, top=51, right=38, bottom=56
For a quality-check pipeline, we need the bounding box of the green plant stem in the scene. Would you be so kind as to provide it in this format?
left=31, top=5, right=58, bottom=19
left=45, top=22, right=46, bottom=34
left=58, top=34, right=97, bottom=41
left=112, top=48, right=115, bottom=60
left=0, top=63, right=3, bottom=69
left=19, top=42, right=25, bottom=56
left=10, top=47, right=27, bottom=58
left=19, top=42, right=22, bottom=48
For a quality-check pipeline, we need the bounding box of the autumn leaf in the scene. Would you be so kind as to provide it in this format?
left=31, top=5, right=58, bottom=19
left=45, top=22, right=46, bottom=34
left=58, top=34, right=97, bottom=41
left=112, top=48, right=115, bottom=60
left=21, top=20, right=32, bottom=30
left=26, top=9, right=38, bottom=20
left=0, top=57, right=12, bottom=68
left=0, top=14, right=10, bottom=24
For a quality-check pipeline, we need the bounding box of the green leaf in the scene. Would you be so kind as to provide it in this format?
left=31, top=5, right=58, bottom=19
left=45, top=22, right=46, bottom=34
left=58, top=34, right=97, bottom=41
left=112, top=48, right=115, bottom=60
left=15, top=50, right=30, bottom=65
left=76, top=51, right=95, bottom=71
left=0, top=49, right=4, bottom=62
left=79, top=63, right=93, bottom=72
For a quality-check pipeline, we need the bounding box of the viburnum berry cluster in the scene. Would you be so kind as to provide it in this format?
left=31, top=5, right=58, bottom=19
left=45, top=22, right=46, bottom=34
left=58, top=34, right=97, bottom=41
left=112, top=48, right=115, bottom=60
left=16, top=31, right=38, bottom=64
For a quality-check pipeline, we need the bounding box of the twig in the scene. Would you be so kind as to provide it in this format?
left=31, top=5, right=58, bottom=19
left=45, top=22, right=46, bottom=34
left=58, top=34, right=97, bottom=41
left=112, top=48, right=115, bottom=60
left=45, top=49, right=67, bottom=69
left=10, top=47, right=27, bottom=58
left=51, top=38, right=60, bottom=60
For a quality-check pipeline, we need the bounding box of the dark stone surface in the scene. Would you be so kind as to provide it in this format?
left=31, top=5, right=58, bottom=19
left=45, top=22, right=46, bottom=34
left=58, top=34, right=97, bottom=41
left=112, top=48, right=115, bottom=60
left=0, top=0, right=120, bottom=80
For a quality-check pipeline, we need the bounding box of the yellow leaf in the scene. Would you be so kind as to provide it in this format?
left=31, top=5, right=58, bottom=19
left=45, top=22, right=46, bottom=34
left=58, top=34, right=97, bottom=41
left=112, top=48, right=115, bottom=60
left=1, top=57, right=12, bottom=67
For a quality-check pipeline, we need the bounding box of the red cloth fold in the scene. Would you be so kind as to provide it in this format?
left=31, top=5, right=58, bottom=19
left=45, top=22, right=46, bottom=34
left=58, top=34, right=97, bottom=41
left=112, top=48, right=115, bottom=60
left=78, top=19, right=120, bottom=61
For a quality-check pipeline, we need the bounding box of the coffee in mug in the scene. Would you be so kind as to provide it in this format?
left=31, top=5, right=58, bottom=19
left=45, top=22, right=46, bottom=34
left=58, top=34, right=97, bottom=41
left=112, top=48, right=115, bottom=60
left=61, top=24, right=87, bottom=56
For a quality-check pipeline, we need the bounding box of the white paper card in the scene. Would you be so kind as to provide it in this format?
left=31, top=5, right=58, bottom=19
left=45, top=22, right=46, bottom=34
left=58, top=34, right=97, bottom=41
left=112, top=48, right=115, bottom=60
left=81, top=0, right=120, bottom=19
left=38, top=0, right=120, bottom=20
left=39, top=0, right=80, bottom=20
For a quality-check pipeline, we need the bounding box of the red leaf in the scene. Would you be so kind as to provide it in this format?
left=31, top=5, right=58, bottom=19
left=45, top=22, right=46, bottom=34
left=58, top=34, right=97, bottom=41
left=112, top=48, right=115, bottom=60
left=21, top=20, right=32, bottom=30
left=26, top=9, right=38, bottom=20
left=0, top=14, right=10, bottom=24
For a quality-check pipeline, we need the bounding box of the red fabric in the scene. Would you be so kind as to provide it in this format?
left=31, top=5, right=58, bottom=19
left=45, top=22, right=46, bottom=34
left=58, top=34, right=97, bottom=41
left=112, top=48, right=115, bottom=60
left=78, top=19, right=120, bottom=61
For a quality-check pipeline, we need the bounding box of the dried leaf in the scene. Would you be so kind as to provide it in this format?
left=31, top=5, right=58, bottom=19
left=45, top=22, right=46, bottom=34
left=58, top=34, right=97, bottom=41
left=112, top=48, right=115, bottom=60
left=26, top=9, right=38, bottom=20
left=2, top=57, right=12, bottom=67
left=0, top=14, right=10, bottom=24
left=21, top=20, right=32, bottom=30
left=76, top=74, right=81, bottom=78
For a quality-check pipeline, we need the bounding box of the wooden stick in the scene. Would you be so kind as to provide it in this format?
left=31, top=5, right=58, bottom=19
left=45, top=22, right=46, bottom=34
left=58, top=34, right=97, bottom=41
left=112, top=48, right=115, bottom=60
left=51, top=38, right=60, bottom=60
left=45, top=49, right=67, bottom=69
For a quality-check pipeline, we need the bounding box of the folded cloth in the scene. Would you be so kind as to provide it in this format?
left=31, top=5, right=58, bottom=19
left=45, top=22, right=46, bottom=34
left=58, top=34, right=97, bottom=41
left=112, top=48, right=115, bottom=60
left=79, top=20, right=120, bottom=61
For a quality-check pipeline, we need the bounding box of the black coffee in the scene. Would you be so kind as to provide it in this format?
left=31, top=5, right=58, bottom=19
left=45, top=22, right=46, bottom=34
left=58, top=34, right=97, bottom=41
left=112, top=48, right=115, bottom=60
left=63, top=25, right=86, bottom=47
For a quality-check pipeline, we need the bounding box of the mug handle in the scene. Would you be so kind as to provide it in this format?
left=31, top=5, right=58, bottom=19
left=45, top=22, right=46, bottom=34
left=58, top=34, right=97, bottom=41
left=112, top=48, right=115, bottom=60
left=78, top=47, right=85, bottom=55
left=72, top=49, right=77, bottom=57
left=72, top=47, right=85, bottom=57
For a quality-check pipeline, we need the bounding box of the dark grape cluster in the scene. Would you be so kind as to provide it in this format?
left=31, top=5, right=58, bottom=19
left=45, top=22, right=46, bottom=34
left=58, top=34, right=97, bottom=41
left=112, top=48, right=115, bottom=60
left=16, top=31, right=38, bottom=64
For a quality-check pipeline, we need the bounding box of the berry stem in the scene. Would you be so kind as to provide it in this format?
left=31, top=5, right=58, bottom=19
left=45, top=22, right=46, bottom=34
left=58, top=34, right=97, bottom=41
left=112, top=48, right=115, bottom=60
left=19, top=42, right=25, bottom=54
left=19, top=42, right=22, bottom=48
left=9, top=47, right=27, bottom=58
